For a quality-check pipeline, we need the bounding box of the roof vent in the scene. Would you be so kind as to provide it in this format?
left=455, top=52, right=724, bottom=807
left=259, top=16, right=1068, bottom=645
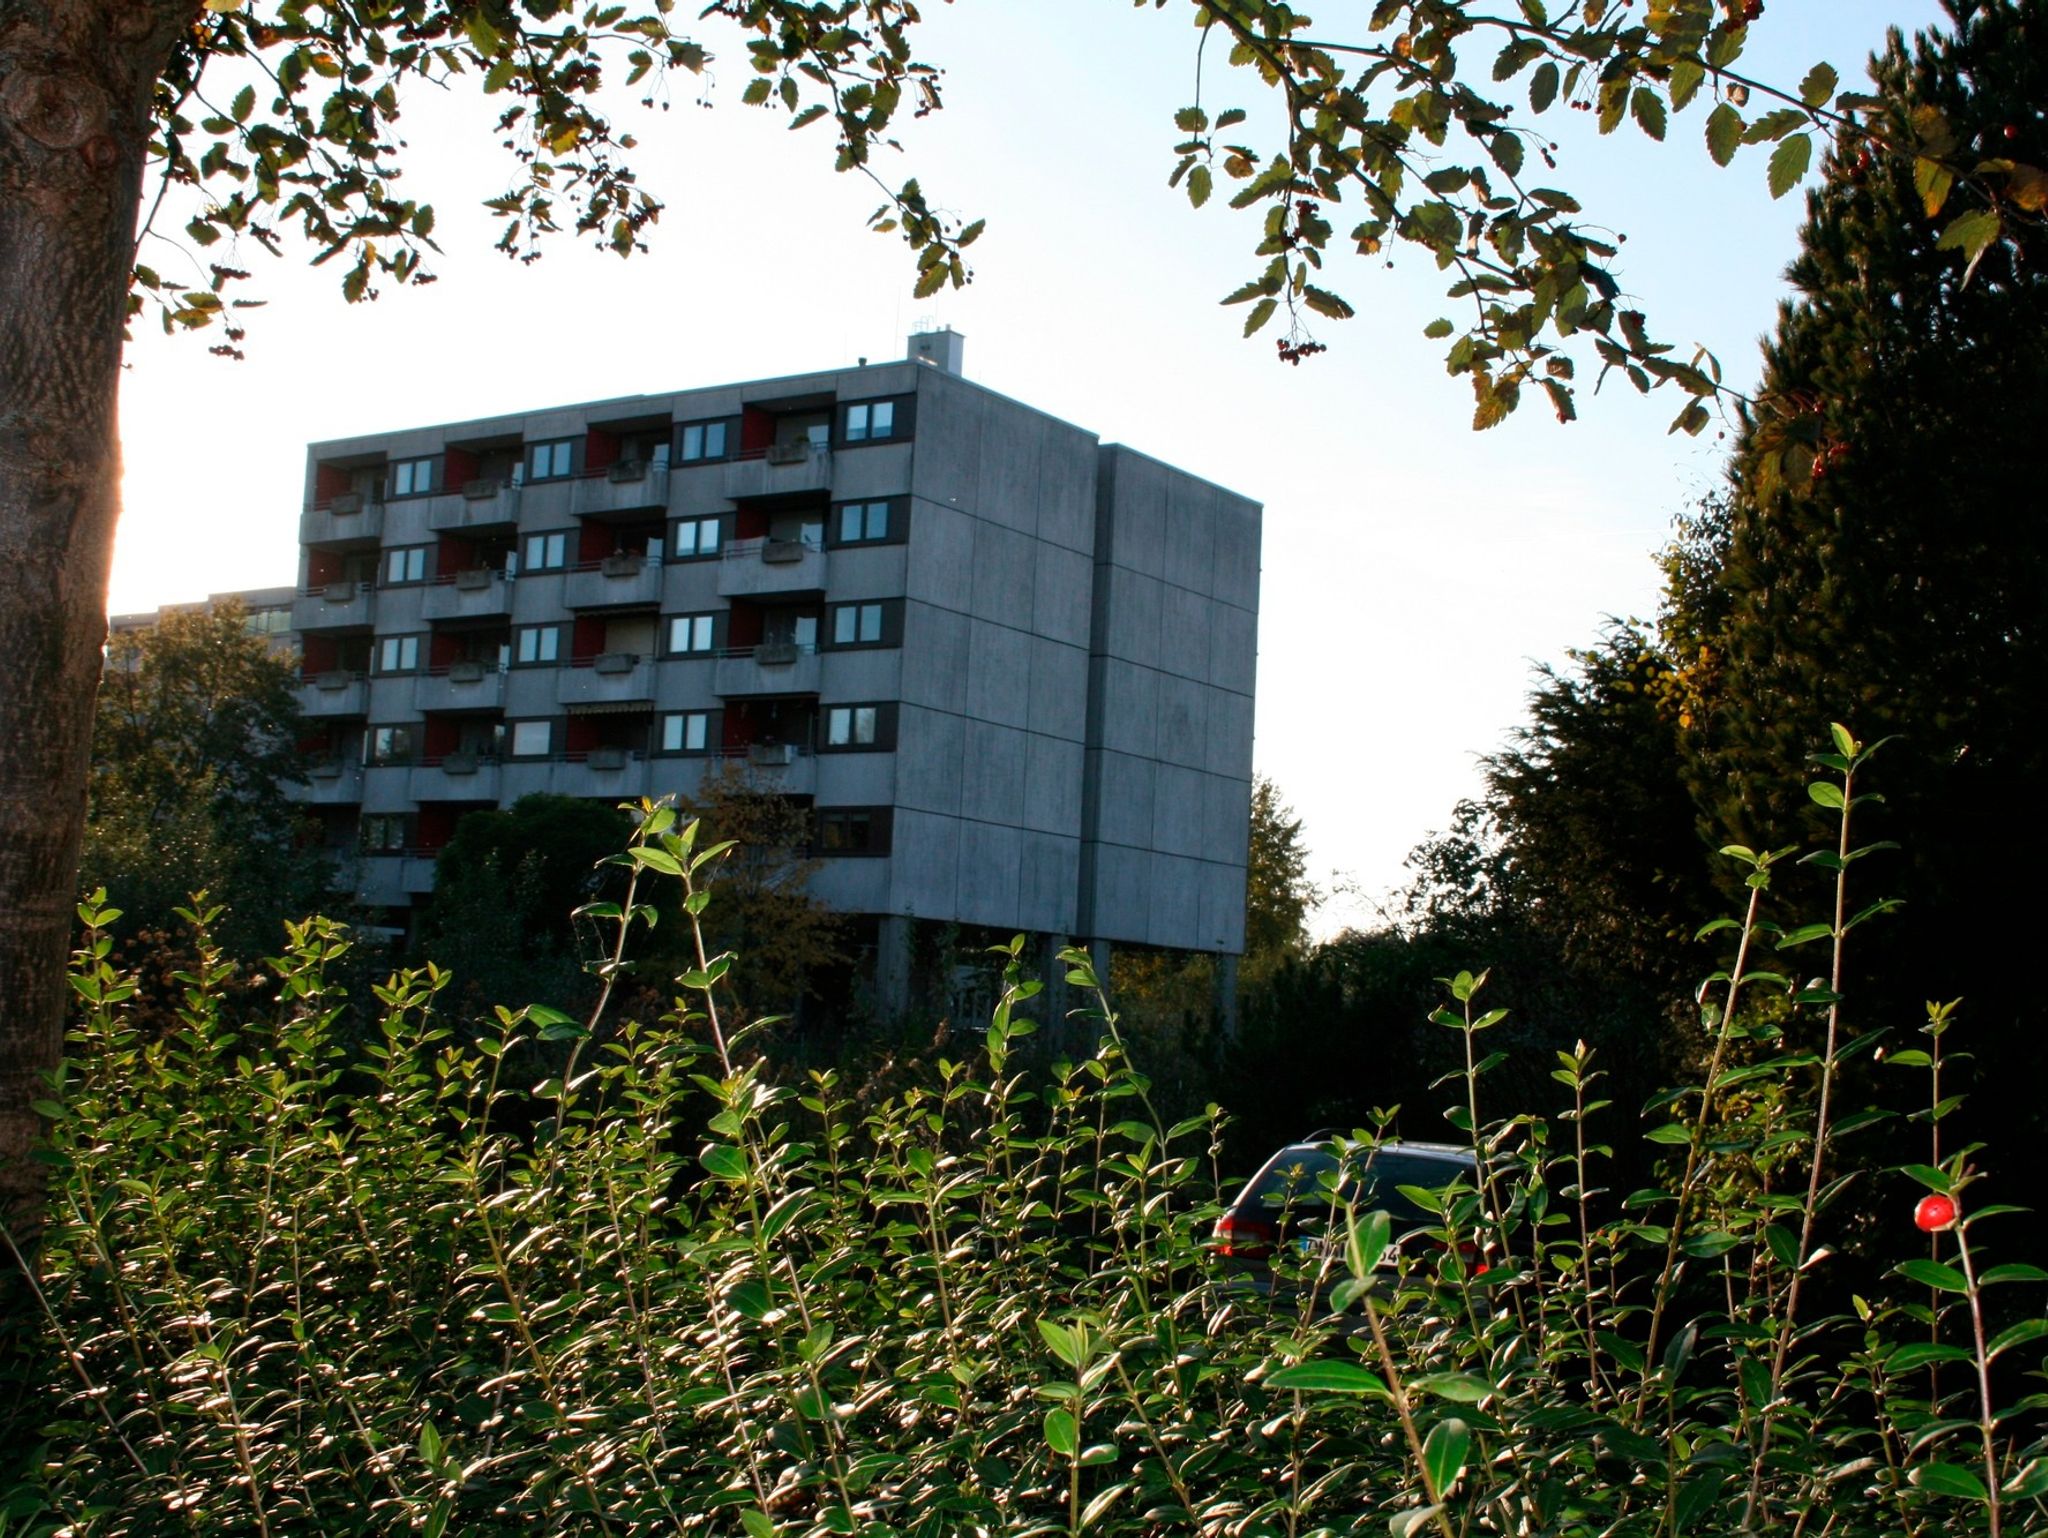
left=907, top=326, right=965, bottom=376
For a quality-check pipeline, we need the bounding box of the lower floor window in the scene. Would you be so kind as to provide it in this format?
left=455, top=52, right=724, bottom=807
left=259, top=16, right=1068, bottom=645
left=816, top=806, right=891, bottom=856
left=359, top=813, right=412, bottom=854
left=661, top=711, right=712, bottom=753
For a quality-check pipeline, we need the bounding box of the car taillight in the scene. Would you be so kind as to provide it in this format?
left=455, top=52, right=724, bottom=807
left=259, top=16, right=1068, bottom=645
left=1213, top=1212, right=1276, bottom=1259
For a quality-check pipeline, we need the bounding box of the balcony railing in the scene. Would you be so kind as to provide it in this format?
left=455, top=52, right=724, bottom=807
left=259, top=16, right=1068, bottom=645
left=292, top=581, right=375, bottom=632
left=571, top=459, right=672, bottom=517
left=421, top=568, right=512, bottom=621
left=556, top=654, right=654, bottom=707
left=413, top=661, right=506, bottom=713
left=724, top=441, right=831, bottom=499
left=713, top=642, right=820, bottom=696
left=427, top=478, right=521, bottom=532
left=564, top=554, right=664, bottom=610
left=717, top=536, right=827, bottom=598
left=300, top=496, right=385, bottom=548
left=298, top=670, right=369, bottom=716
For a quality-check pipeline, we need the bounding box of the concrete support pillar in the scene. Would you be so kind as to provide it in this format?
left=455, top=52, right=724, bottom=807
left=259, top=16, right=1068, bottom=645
left=1212, top=951, right=1241, bottom=1043
left=875, top=915, right=914, bottom=1023
left=1034, top=932, right=1073, bottom=1049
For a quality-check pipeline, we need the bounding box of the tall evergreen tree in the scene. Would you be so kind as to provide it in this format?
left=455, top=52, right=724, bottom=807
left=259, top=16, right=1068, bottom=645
left=1674, top=0, right=2048, bottom=1138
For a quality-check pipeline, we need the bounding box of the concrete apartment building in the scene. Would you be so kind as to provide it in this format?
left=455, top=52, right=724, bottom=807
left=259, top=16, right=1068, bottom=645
left=288, top=331, right=1261, bottom=1008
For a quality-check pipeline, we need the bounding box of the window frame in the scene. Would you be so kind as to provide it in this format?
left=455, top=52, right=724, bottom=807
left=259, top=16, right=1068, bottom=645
left=666, top=612, right=720, bottom=657
left=525, top=438, right=580, bottom=483
left=382, top=545, right=432, bottom=586
left=820, top=701, right=896, bottom=752
left=374, top=634, right=423, bottom=675
left=830, top=497, right=907, bottom=548
left=520, top=530, right=572, bottom=573
left=674, top=417, right=734, bottom=464
left=512, top=625, right=562, bottom=666
left=387, top=456, right=440, bottom=499
left=358, top=812, right=415, bottom=854
left=814, top=806, right=893, bottom=857
left=670, top=516, right=725, bottom=561
left=507, top=719, right=554, bottom=759
left=839, top=396, right=910, bottom=447
left=657, top=710, right=717, bottom=756
left=365, top=725, right=415, bottom=767
left=823, top=599, right=901, bottom=651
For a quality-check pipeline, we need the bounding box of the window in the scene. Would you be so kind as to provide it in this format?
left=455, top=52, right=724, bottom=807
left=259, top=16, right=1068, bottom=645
left=660, top=711, right=713, bottom=754
left=366, top=726, right=414, bottom=766
left=842, top=399, right=898, bottom=443
left=244, top=606, right=292, bottom=636
left=383, top=546, right=430, bottom=585
left=668, top=614, right=717, bottom=655
left=816, top=807, right=891, bottom=856
left=389, top=457, right=438, bottom=498
left=826, top=600, right=897, bottom=649
left=509, top=720, right=552, bottom=758
left=522, top=531, right=570, bottom=572
left=526, top=439, right=577, bottom=482
left=834, top=499, right=899, bottom=545
left=376, top=635, right=421, bottom=674
left=513, top=625, right=561, bottom=665
left=823, top=702, right=894, bottom=751
left=359, top=813, right=413, bottom=854
left=676, top=419, right=730, bottom=463
left=672, top=517, right=723, bottom=560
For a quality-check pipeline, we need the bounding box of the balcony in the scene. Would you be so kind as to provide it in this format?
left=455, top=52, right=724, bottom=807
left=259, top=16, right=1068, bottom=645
left=410, top=756, right=502, bottom=801
left=723, top=441, right=832, bottom=500
left=571, top=460, right=671, bottom=518
left=421, top=569, right=512, bottom=622
left=564, top=553, right=663, bottom=610
left=556, top=653, right=654, bottom=709
left=414, top=662, right=506, bottom=713
left=551, top=751, right=651, bottom=800
left=350, top=854, right=439, bottom=908
left=719, top=743, right=817, bottom=795
left=427, top=478, right=521, bottom=532
left=292, top=582, right=374, bottom=632
left=297, top=759, right=364, bottom=804
left=300, top=496, right=384, bottom=548
left=713, top=642, right=820, bottom=697
left=299, top=671, right=368, bottom=717
left=717, top=537, right=827, bottom=598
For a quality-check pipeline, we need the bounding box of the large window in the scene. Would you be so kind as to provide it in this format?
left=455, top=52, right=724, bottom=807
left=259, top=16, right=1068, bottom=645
left=522, top=531, right=570, bottom=572
left=509, top=720, right=552, bottom=758
left=816, top=807, right=891, bottom=856
left=388, top=457, right=438, bottom=498
left=526, top=439, right=577, bottom=482
left=383, top=546, right=430, bottom=586
left=366, top=726, right=414, bottom=766
left=672, top=517, right=723, bottom=560
left=244, top=606, right=292, bottom=636
left=825, top=600, right=898, bottom=649
left=659, top=711, right=713, bottom=754
left=822, top=702, right=895, bottom=751
left=833, top=499, right=901, bottom=546
left=513, top=625, right=561, bottom=665
left=375, top=635, right=421, bottom=674
left=841, top=399, right=899, bottom=444
left=359, top=813, right=413, bottom=853
left=668, top=613, right=717, bottom=656
left=676, top=419, right=731, bottom=463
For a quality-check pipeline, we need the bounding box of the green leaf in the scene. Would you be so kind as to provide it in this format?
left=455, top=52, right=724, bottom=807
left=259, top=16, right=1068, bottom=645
left=1037, top=1319, right=1080, bottom=1367
left=1888, top=1342, right=1974, bottom=1371
left=1769, top=133, right=1812, bottom=198
left=1896, top=1258, right=1970, bottom=1293
left=1409, top=1371, right=1492, bottom=1404
left=1706, top=103, right=1742, bottom=167
left=1421, top=1417, right=1470, bottom=1494
left=1043, top=1408, right=1078, bottom=1457
left=1631, top=88, right=1667, bottom=142
left=1915, top=157, right=1955, bottom=217
left=1936, top=209, right=2001, bottom=264
left=1911, top=1462, right=1990, bottom=1502
left=1530, top=62, right=1559, bottom=113
left=1390, top=1505, right=1443, bottom=1538
left=1980, top=1262, right=2048, bottom=1285
left=1901, top=1164, right=1953, bottom=1193
left=740, top=1512, right=776, bottom=1538
left=1808, top=780, right=1845, bottom=809
left=1645, top=1123, right=1691, bottom=1145
left=1424, top=317, right=1455, bottom=339
left=1799, top=62, right=1839, bottom=109
left=700, top=1144, right=748, bottom=1180
left=1243, top=297, right=1277, bottom=337
left=1188, top=164, right=1212, bottom=208
left=1267, top=1361, right=1391, bottom=1396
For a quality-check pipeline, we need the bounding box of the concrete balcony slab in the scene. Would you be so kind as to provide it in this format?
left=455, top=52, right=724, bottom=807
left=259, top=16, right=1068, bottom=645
left=414, top=666, right=506, bottom=713
left=556, top=656, right=655, bottom=708
left=293, top=583, right=374, bottom=632
left=717, top=539, right=827, bottom=598
left=300, top=499, right=384, bottom=548
left=299, top=673, right=369, bottom=717
left=427, top=481, right=521, bottom=532
left=714, top=645, right=820, bottom=696
left=422, top=571, right=513, bottom=622
left=410, top=759, right=502, bottom=801
left=572, top=462, right=671, bottom=518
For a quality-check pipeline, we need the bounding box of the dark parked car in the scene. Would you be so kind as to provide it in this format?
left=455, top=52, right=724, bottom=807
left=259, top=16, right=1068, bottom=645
left=1212, top=1137, right=1479, bottom=1276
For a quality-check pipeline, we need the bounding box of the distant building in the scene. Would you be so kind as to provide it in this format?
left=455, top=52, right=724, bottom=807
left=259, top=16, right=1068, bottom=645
left=228, top=331, right=1259, bottom=1013
left=108, top=587, right=299, bottom=654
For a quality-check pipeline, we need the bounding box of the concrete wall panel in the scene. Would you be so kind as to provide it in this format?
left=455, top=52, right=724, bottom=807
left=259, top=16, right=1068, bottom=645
left=890, top=809, right=959, bottom=917
left=894, top=706, right=963, bottom=816
left=905, top=502, right=976, bottom=611
left=970, top=520, right=1038, bottom=621
left=954, top=819, right=1023, bottom=929
left=1092, top=750, right=1154, bottom=848
left=1161, top=480, right=1218, bottom=599
left=964, top=619, right=1031, bottom=727
left=960, top=719, right=1027, bottom=826
left=898, top=604, right=969, bottom=713
left=1207, top=603, right=1258, bottom=695
left=1018, top=831, right=1079, bottom=934
left=1023, top=733, right=1084, bottom=834
left=1027, top=636, right=1088, bottom=741
left=1155, top=673, right=1209, bottom=770
left=1095, top=660, right=1158, bottom=759
left=1150, top=762, right=1205, bottom=858
left=1032, top=543, right=1094, bottom=648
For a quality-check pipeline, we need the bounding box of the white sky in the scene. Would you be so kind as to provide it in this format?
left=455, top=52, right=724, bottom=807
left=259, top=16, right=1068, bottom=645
left=111, top=0, right=1948, bottom=934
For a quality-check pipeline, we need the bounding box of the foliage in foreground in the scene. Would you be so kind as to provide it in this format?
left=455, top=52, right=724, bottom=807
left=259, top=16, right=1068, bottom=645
left=11, top=733, right=2048, bottom=1536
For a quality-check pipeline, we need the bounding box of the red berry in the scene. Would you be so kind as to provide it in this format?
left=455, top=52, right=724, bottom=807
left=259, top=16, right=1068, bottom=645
left=1915, top=1193, right=1958, bottom=1233
left=2004, top=124, right=2019, bottom=141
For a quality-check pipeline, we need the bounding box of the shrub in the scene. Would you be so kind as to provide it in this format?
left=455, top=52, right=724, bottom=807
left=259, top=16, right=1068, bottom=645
left=7, top=730, right=2046, bottom=1535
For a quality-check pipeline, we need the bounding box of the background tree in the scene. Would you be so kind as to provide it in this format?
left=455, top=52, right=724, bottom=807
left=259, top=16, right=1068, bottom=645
left=1671, top=0, right=2048, bottom=1155
left=1242, top=774, right=1318, bottom=985
left=414, top=794, right=632, bottom=1019
left=80, top=601, right=327, bottom=960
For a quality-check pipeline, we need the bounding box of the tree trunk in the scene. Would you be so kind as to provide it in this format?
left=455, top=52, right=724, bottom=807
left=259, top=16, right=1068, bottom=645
left=0, top=0, right=183, bottom=1245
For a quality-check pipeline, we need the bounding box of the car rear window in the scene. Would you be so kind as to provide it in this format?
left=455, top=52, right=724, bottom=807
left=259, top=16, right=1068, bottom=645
left=1246, top=1147, right=1470, bottom=1229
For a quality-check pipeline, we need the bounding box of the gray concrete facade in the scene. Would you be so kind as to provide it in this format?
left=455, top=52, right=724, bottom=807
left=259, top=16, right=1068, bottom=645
left=285, top=332, right=1262, bottom=961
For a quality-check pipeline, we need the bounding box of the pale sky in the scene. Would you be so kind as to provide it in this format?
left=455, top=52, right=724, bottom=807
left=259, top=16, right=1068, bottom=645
left=111, top=0, right=1948, bottom=934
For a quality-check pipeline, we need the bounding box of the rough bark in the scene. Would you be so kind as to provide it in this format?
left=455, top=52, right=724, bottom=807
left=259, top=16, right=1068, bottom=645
left=0, top=0, right=185, bottom=1245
